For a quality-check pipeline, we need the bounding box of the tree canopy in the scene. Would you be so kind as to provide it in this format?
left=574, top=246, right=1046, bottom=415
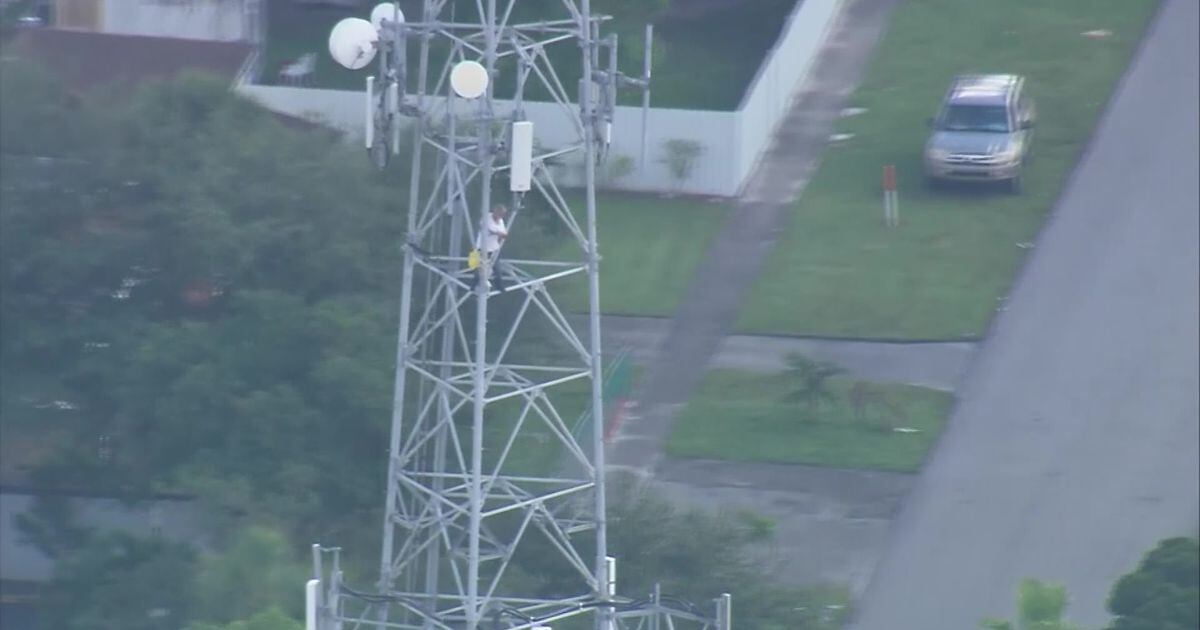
left=1, top=63, right=404, bottom=543
left=981, top=537, right=1199, bottom=630
left=1106, top=537, right=1199, bottom=630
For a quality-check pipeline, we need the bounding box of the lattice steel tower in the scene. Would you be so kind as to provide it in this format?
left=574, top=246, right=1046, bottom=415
left=310, top=1, right=675, bottom=629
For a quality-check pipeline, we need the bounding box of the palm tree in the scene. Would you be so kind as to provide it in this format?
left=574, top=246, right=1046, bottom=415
left=980, top=579, right=1079, bottom=630
left=783, top=353, right=845, bottom=422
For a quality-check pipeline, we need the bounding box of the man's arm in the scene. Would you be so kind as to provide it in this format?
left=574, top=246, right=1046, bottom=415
left=491, top=218, right=508, bottom=239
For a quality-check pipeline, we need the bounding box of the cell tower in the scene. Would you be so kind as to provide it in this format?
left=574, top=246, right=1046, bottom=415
left=308, top=2, right=730, bottom=629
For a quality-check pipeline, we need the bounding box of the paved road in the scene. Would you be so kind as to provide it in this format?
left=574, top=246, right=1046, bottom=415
left=851, top=1, right=1200, bottom=628
left=608, top=0, right=903, bottom=472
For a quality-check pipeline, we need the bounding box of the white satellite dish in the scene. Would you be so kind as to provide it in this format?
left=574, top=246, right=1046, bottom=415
left=328, top=18, right=378, bottom=70
left=370, top=3, right=404, bottom=30
left=449, top=60, right=488, bottom=99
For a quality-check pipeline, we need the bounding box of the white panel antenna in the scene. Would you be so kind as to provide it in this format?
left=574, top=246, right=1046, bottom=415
left=641, top=24, right=653, bottom=170
left=387, top=80, right=400, bottom=155
left=509, top=121, right=533, bottom=192
left=304, top=579, right=319, bottom=630
left=364, top=75, right=375, bottom=149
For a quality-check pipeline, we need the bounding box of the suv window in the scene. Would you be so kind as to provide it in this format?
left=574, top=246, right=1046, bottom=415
left=937, top=104, right=1011, bottom=133
left=1016, top=92, right=1033, bottom=122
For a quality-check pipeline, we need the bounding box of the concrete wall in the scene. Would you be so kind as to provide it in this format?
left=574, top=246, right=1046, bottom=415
left=238, top=84, right=742, bottom=196
left=238, top=0, right=843, bottom=197
left=102, top=0, right=249, bottom=42
left=735, top=0, right=844, bottom=191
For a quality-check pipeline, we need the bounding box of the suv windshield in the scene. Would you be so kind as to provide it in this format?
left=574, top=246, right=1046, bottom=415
left=937, top=104, right=1011, bottom=132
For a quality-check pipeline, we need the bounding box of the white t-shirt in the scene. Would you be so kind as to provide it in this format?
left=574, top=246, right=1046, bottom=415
left=476, top=213, right=508, bottom=253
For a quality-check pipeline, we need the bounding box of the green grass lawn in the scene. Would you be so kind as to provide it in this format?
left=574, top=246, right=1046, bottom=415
left=737, top=0, right=1161, bottom=339
left=667, top=369, right=954, bottom=472
left=548, top=193, right=727, bottom=316
left=261, top=0, right=797, bottom=110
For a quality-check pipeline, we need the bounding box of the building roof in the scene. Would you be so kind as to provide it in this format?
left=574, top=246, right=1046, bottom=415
left=5, top=28, right=254, bottom=92
left=0, top=491, right=209, bottom=583
left=3, top=27, right=328, bottom=133
left=947, top=74, right=1020, bottom=106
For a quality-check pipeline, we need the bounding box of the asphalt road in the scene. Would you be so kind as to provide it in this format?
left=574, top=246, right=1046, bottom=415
left=850, top=1, right=1200, bottom=628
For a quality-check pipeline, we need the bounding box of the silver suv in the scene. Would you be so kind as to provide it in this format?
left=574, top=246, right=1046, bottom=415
left=924, top=74, right=1035, bottom=193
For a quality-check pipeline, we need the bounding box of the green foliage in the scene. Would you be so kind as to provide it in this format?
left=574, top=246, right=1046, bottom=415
left=659, top=138, right=704, bottom=190
left=40, top=531, right=198, bottom=630
left=848, top=382, right=907, bottom=432
left=735, top=509, right=777, bottom=543
left=589, top=0, right=669, bottom=23
left=0, top=59, right=98, bottom=154
left=13, top=494, right=92, bottom=559
left=782, top=353, right=846, bottom=420
left=980, top=539, right=1198, bottom=630
left=0, top=66, right=401, bottom=542
left=608, top=477, right=849, bottom=629
left=601, top=154, right=636, bottom=189
left=512, top=476, right=850, bottom=630
left=184, top=607, right=303, bottom=630
left=29, top=509, right=308, bottom=630
left=1106, top=537, right=1199, bottom=630
left=193, top=526, right=308, bottom=624
left=980, top=578, right=1079, bottom=630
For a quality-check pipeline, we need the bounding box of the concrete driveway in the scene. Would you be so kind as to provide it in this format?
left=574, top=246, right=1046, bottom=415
left=850, top=1, right=1200, bottom=627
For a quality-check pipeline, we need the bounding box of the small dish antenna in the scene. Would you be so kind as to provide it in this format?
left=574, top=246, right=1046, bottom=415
left=449, top=60, right=488, bottom=99
left=370, top=3, right=404, bottom=30
left=328, top=18, right=378, bottom=70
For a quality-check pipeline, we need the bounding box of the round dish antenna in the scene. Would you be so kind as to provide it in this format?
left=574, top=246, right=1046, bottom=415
left=328, top=18, right=378, bottom=70
left=449, top=60, right=488, bottom=99
left=370, top=3, right=404, bottom=30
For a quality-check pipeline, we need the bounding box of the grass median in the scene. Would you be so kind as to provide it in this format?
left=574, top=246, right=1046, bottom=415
left=737, top=0, right=1160, bottom=339
left=666, top=369, right=953, bottom=472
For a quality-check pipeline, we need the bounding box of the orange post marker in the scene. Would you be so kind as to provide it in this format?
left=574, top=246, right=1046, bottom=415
left=882, top=165, right=899, bottom=227
left=882, top=164, right=897, bottom=192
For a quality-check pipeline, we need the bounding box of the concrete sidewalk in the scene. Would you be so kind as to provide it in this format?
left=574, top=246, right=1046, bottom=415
left=588, top=314, right=976, bottom=392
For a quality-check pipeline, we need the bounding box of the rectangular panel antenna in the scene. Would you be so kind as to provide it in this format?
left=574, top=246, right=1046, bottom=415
left=510, top=121, right=533, bottom=192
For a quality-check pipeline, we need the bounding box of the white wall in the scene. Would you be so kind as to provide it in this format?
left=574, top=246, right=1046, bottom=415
left=238, top=84, right=742, bottom=196
left=237, top=0, right=842, bottom=197
left=102, top=0, right=248, bottom=42
left=734, top=0, right=844, bottom=193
